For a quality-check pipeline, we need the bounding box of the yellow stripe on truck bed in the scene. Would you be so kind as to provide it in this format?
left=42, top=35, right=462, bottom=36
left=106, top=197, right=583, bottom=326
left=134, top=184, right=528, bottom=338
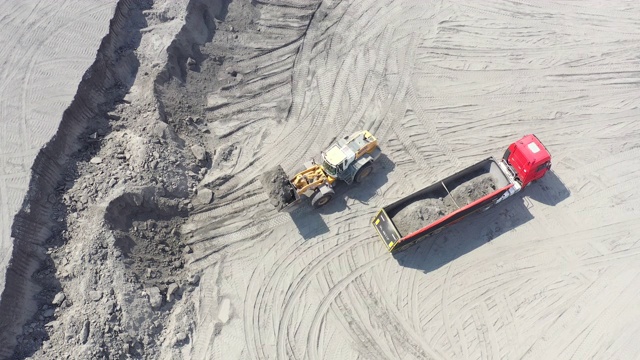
left=372, top=209, right=399, bottom=252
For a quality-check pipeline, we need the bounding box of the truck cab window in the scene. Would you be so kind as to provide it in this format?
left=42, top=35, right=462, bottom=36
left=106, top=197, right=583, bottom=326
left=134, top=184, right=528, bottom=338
left=536, top=161, right=550, bottom=173
left=503, top=149, right=511, bottom=161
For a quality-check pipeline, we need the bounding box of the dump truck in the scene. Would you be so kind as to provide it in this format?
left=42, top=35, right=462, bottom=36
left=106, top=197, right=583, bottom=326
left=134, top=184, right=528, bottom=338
left=372, top=134, right=551, bottom=253
left=262, top=130, right=382, bottom=212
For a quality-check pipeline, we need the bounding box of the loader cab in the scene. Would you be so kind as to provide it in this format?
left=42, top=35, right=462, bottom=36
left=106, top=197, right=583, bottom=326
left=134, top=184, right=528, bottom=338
left=322, top=144, right=356, bottom=178
left=503, top=134, right=551, bottom=187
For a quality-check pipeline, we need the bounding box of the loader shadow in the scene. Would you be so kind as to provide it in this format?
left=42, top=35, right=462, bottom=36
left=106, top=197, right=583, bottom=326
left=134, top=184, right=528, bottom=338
left=394, top=170, right=570, bottom=273
left=319, top=154, right=395, bottom=215
left=289, top=154, right=395, bottom=240
left=289, top=207, right=330, bottom=240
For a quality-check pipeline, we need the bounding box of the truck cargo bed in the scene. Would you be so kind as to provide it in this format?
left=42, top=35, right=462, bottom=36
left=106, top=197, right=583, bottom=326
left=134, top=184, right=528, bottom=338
left=373, top=158, right=513, bottom=252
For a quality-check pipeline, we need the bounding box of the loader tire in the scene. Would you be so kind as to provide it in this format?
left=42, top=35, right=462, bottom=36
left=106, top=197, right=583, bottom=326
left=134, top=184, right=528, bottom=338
left=311, top=188, right=334, bottom=208
left=355, top=162, right=373, bottom=183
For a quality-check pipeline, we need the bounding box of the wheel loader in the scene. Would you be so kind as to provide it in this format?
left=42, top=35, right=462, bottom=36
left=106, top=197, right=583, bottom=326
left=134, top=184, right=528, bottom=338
left=261, top=130, right=382, bottom=211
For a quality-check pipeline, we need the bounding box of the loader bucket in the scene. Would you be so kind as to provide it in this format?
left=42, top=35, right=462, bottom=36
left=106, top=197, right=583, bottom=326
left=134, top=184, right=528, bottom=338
left=261, top=165, right=301, bottom=211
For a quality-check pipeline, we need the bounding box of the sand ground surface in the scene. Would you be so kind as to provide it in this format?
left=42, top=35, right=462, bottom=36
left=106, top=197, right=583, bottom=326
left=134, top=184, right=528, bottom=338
left=0, top=0, right=117, bottom=355
left=0, top=0, right=116, bottom=294
left=2, top=0, right=640, bottom=359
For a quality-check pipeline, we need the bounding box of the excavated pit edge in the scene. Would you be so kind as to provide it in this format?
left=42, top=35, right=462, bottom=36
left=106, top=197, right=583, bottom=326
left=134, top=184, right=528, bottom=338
left=0, top=0, right=142, bottom=355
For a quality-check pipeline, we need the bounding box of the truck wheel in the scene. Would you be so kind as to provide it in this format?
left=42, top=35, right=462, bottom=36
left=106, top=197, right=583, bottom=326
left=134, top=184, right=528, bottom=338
left=355, top=163, right=373, bottom=183
left=311, top=188, right=334, bottom=208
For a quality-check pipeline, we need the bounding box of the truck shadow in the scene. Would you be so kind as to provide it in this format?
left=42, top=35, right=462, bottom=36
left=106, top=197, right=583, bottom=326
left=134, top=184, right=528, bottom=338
left=289, top=154, right=395, bottom=240
left=393, top=170, right=570, bottom=273
left=527, top=170, right=571, bottom=206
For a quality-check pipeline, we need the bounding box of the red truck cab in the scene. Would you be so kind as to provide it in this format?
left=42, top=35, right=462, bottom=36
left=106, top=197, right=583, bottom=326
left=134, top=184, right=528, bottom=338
left=503, top=134, right=551, bottom=187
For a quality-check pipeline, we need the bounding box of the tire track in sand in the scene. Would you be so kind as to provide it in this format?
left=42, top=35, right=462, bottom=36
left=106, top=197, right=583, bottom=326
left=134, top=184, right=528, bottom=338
left=406, top=83, right=462, bottom=169
left=240, top=192, right=384, bottom=358
left=20, top=2, right=115, bottom=148
left=189, top=0, right=423, bottom=269
left=307, top=253, right=388, bottom=360
left=273, top=234, right=378, bottom=360
left=244, top=221, right=379, bottom=359
left=353, top=247, right=446, bottom=359
left=522, top=268, right=640, bottom=359
left=244, top=234, right=286, bottom=360
left=250, top=171, right=391, bottom=360
left=441, top=263, right=467, bottom=359
left=277, top=0, right=399, bottom=171
left=319, top=251, right=395, bottom=360
left=276, top=0, right=418, bottom=171
left=241, top=206, right=352, bottom=358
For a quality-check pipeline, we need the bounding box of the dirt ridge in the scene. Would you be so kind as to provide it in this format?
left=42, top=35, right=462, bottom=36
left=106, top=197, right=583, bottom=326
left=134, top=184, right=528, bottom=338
left=0, top=0, right=148, bottom=356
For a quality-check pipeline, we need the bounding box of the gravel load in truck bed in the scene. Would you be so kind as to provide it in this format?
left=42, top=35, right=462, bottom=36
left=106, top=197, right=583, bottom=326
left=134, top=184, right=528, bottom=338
left=392, top=174, right=498, bottom=236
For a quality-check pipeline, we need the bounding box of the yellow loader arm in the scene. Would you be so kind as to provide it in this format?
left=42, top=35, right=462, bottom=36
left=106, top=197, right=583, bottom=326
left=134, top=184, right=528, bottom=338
left=290, top=165, right=330, bottom=194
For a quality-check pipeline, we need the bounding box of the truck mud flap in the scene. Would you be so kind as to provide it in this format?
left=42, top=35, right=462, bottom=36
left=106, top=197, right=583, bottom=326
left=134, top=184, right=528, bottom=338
left=372, top=209, right=402, bottom=252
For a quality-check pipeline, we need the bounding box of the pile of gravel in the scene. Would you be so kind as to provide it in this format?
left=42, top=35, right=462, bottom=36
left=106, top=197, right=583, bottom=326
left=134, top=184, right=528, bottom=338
left=392, top=174, right=497, bottom=235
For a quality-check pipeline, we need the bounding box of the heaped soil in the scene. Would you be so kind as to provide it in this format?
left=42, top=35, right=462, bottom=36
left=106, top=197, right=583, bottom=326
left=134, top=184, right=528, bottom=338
left=392, top=174, right=498, bottom=236
left=260, top=165, right=297, bottom=211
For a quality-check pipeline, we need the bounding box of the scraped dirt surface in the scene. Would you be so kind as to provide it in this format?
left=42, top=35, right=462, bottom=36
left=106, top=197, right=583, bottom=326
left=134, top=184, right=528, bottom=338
left=4, top=0, right=640, bottom=359
left=392, top=174, right=497, bottom=236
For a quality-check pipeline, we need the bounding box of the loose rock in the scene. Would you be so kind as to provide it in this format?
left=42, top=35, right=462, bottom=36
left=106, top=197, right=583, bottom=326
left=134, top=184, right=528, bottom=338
left=190, top=145, right=207, bottom=162
left=261, top=165, right=296, bottom=210
left=152, top=121, right=168, bottom=139
left=166, top=283, right=179, bottom=302
left=189, top=274, right=200, bottom=285
left=174, top=331, right=187, bottom=345
left=195, top=188, right=214, bottom=205
left=81, top=320, right=90, bottom=344
left=52, top=292, right=66, bottom=306
left=89, top=290, right=103, bottom=302
left=218, top=298, right=231, bottom=323
left=148, top=287, right=162, bottom=308
left=187, top=57, right=197, bottom=69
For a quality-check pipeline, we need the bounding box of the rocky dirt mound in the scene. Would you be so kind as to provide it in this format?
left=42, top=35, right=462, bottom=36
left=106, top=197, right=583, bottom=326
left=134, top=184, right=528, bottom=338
left=105, top=188, right=189, bottom=289
left=6, top=0, right=219, bottom=358
left=260, top=165, right=297, bottom=211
